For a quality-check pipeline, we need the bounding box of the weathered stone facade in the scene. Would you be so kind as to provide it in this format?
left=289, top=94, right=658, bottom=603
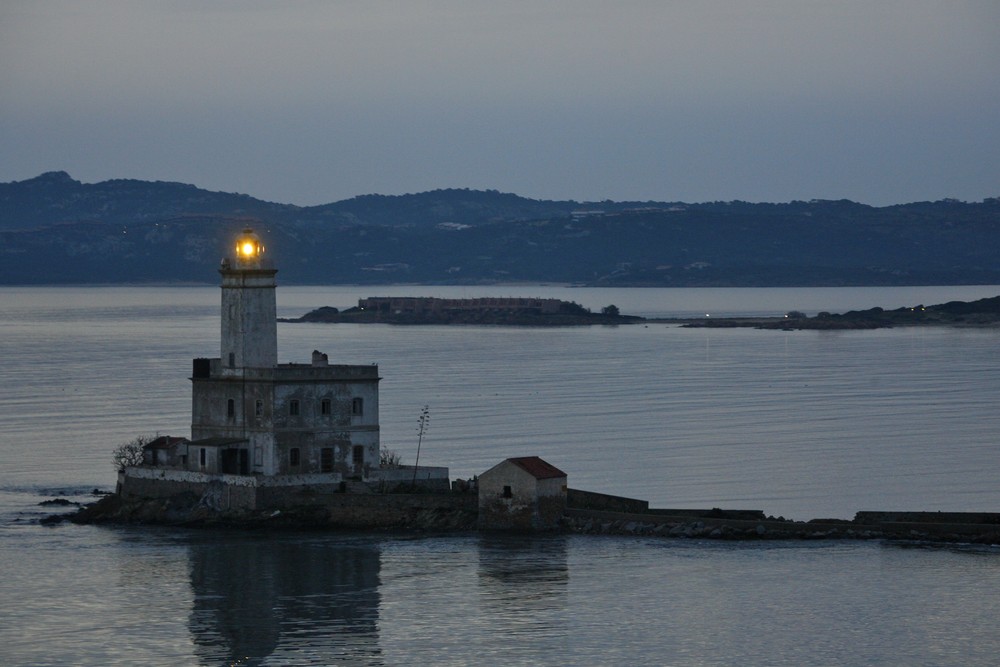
left=190, top=357, right=380, bottom=477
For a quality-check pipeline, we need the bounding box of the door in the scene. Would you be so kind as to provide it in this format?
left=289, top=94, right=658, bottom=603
left=352, top=445, right=364, bottom=475
left=222, top=448, right=249, bottom=475
left=221, top=449, right=238, bottom=474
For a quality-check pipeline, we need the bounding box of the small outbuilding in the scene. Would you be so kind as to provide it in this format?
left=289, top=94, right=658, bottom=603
left=478, top=456, right=567, bottom=531
left=142, top=435, right=190, bottom=468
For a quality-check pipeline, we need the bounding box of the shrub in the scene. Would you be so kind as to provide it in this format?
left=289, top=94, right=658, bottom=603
left=112, top=435, right=151, bottom=471
left=380, top=448, right=403, bottom=468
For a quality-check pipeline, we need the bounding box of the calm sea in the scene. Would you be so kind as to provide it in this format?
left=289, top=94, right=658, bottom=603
left=2, top=284, right=1000, bottom=666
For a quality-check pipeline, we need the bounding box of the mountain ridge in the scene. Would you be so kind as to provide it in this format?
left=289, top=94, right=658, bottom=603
left=1, top=172, right=998, bottom=286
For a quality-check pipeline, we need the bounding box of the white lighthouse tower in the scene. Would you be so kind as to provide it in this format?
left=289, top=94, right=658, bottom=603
left=220, top=228, right=277, bottom=370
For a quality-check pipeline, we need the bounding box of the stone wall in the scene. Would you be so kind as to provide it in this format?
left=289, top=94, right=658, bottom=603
left=120, top=467, right=350, bottom=511
left=854, top=511, right=1000, bottom=525
left=367, top=466, right=451, bottom=492
left=121, top=468, right=256, bottom=509
left=119, top=466, right=466, bottom=520
left=567, top=488, right=649, bottom=514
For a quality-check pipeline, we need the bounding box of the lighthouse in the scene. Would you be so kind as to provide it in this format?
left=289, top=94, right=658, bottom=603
left=189, top=227, right=381, bottom=477
left=117, top=226, right=451, bottom=512
left=220, top=228, right=277, bottom=369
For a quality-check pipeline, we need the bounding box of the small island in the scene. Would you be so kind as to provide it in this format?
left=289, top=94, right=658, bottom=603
left=281, top=296, right=644, bottom=326
left=283, top=294, right=1000, bottom=330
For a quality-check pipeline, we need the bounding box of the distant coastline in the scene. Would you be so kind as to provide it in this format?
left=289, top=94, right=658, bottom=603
left=676, top=294, right=1000, bottom=330
left=282, top=294, right=1000, bottom=329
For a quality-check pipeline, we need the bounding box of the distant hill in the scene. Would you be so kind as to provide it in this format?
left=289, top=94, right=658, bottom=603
left=687, top=295, right=1000, bottom=330
left=1, top=171, right=998, bottom=286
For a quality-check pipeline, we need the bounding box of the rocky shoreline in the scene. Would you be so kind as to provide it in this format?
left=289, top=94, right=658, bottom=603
left=41, top=493, right=1000, bottom=546
left=561, top=511, right=1000, bottom=545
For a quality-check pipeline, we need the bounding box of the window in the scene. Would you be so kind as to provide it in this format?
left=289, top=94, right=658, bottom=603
left=200, top=448, right=206, bottom=468
left=351, top=397, right=364, bottom=416
left=502, top=485, right=513, bottom=498
left=289, top=399, right=300, bottom=416
left=289, top=448, right=300, bottom=467
left=321, top=447, right=334, bottom=473
left=226, top=398, right=235, bottom=419
left=352, top=445, right=364, bottom=466
left=320, top=398, right=331, bottom=416
left=255, top=399, right=263, bottom=418
left=228, top=352, right=235, bottom=368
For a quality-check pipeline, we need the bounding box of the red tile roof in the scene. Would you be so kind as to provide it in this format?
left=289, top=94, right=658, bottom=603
left=508, top=456, right=566, bottom=480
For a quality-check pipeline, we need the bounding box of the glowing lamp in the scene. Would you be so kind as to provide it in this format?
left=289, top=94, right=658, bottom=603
left=233, top=228, right=265, bottom=264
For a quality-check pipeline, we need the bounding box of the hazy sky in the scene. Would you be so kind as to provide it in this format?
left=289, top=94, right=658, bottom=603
left=2, top=1, right=997, bottom=205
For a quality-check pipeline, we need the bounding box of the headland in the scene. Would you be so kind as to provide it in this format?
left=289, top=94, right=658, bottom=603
left=678, top=295, right=1000, bottom=330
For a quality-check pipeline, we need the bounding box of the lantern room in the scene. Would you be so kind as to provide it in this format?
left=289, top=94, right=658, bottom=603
left=233, top=227, right=266, bottom=269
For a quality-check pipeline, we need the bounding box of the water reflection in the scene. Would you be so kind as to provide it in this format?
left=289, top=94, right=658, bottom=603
left=186, top=533, right=382, bottom=666
left=477, top=535, right=568, bottom=640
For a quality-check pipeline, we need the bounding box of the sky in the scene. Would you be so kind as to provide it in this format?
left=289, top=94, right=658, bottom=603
left=1, top=1, right=998, bottom=206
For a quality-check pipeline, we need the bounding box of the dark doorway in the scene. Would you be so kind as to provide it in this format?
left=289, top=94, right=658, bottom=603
left=222, top=449, right=249, bottom=475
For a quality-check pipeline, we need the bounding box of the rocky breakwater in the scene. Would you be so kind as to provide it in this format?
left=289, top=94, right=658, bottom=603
left=562, top=508, right=1000, bottom=545
left=562, top=509, right=875, bottom=541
